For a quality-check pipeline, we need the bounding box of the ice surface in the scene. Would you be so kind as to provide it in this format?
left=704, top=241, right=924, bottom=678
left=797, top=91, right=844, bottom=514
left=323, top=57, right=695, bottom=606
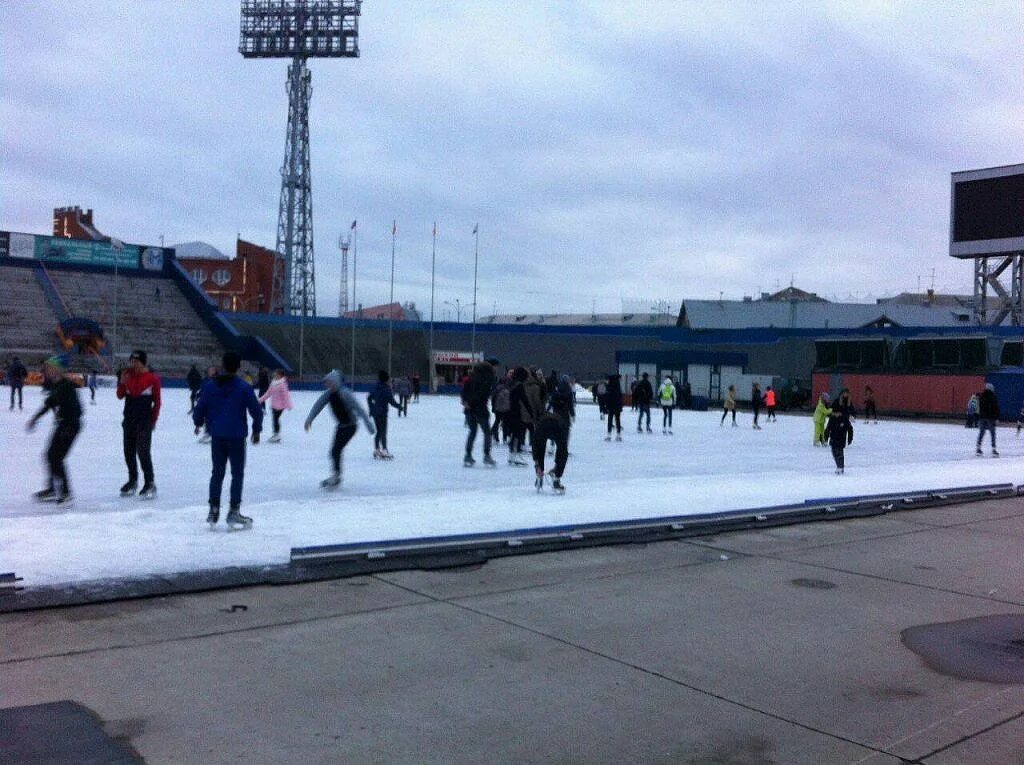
left=0, top=387, right=1017, bottom=587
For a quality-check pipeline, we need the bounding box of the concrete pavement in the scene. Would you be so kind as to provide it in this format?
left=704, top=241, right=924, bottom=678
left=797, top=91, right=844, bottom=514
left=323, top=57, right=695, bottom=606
left=3, top=497, right=1024, bottom=763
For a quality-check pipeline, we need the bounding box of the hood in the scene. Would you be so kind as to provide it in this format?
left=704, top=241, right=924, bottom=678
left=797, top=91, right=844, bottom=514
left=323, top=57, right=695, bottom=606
left=215, top=372, right=236, bottom=386
left=324, top=369, right=343, bottom=390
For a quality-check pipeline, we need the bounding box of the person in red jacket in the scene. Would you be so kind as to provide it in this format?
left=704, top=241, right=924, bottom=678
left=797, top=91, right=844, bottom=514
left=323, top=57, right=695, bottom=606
left=117, top=349, right=162, bottom=498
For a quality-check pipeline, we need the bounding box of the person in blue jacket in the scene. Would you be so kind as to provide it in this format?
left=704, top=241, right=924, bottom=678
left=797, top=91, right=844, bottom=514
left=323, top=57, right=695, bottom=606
left=366, top=370, right=402, bottom=459
left=192, top=351, right=263, bottom=528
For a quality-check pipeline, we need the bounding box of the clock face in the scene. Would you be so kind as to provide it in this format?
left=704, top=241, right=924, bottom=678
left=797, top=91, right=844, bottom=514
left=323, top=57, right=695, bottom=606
left=142, top=247, right=164, bottom=271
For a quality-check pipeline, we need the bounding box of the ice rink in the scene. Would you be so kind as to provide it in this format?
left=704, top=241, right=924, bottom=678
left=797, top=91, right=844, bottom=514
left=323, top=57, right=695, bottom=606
left=1, top=385, right=1019, bottom=588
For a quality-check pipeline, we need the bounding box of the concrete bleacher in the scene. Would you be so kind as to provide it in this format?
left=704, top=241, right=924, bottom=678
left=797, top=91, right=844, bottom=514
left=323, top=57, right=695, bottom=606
left=45, top=269, right=226, bottom=375
left=0, top=264, right=60, bottom=367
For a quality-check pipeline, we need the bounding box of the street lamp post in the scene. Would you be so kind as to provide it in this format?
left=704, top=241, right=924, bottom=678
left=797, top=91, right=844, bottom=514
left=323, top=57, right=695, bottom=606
left=110, top=237, right=124, bottom=367
left=429, top=221, right=437, bottom=393
left=444, top=299, right=463, bottom=323
left=388, top=220, right=396, bottom=378
left=471, top=223, right=479, bottom=355
left=350, top=221, right=357, bottom=387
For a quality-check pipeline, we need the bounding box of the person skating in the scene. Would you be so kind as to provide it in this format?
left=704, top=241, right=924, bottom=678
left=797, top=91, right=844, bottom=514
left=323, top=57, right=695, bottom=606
left=366, top=371, right=402, bottom=459
left=306, top=370, right=374, bottom=488
left=411, top=373, right=421, bottom=402
left=394, top=376, right=412, bottom=417
left=192, top=351, right=263, bottom=528
left=186, top=364, right=203, bottom=412
left=604, top=373, right=624, bottom=441
left=833, top=388, right=856, bottom=421
left=533, top=374, right=576, bottom=493
left=863, top=386, right=878, bottom=424
left=765, top=385, right=777, bottom=422
left=720, top=385, right=738, bottom=427
left=823, top=406, right=853, bottom=474
left=255, top=367, right=271, bottom=412
left=522, top=368, right=546, bottom=449
left=26, top=356, right=81, bottom=504
left=504, top=367, right=535, bottom=465
left=976, top=383, right=1000, bottom=457
left=657, top=376, right=676, bottom=434
left=462, top=358, right=498, bottom=466
left=7, top=356, right=27, bottom=411
left=258, top=369, right=293, bottom=443
left=966, top=392, right=980, bottom=429
left=117, top=350, right=161, bottom=499
left=634, top=372, right=654, bottom=433
left=490, top=374, right=512, bottom=444
left=750, top=381, right=764, bottom=430
left=87, top=369, right=97, bottom=405
left=812, top=392, right=831, bottom=446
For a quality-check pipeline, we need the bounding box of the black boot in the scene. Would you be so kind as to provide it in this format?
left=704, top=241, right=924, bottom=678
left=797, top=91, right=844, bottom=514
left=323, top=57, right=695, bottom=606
left=120, top=479, right=138, bottom=497
left=207, top=503, right=220, bottom=526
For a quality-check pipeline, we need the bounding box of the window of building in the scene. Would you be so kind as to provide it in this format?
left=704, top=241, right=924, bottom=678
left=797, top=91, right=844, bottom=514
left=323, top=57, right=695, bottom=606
left=212, top=268, right=231, bottom=287
left=191, top=268, right=207, bottom=284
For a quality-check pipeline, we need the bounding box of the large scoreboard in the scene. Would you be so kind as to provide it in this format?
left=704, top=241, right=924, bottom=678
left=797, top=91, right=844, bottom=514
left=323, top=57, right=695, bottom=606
left=950, top=163, right=1024, bottom=258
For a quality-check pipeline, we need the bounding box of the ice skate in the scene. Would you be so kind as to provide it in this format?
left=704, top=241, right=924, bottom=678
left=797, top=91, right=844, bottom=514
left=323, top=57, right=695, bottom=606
left=732, top=421, right=738, bottom=427
left=550, top=474, right=565, bottom=494
left=320, top=472, right=341, bottom=489
left=615, top=434, right=622, bottom=442
left=373, top=449, right=384, bottom=460
left=138, top=483, right=157, bottom=500
left=206, top=503, right=220, bottom=527
left=976, top=447, right=983, bottom=456
left=33, top=488, right=56, bottom=502
left=198, top=432, right=211, bottom=444
left=267, top=433, right=281, bottom=443
left=483, top=454, right=497, bottom=467
left=226, top=506, right=252, bottom=530
left=604, top=435, right=612, bottom=441
left=463, top=454, right=475, bottom=467
left=120, top=480, right=137, bottom=497
left=535, top=468, right=544, bottom=491
left=380, top=449, right=394, bottom=460
left=54, top=490, right=72, bottom=505
left=646, top=426, right=652, bottom=433
left=992, top=449, right=1000, bottom=457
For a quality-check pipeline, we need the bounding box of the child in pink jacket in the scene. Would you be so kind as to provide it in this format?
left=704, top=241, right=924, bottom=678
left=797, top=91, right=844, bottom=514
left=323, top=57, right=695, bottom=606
left=258, top=369, right=293, bottom=443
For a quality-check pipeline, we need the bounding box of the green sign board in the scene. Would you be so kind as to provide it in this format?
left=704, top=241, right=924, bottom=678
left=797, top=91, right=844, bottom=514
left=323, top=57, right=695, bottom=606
left=34, top=235, right=140, bottom=269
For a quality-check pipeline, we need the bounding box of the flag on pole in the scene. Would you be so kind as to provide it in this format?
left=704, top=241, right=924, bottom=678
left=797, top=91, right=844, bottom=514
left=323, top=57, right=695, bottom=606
left=392, top=220, right=397, bottom=236
left=472, top=223, right=478, bottom=235
left=350, top=220, right=357, bottom=230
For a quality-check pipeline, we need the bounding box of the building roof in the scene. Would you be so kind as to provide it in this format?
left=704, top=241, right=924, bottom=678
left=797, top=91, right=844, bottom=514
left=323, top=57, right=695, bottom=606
left=679, top=299, right=972, bottom=330
left=173, top=241, right=230, bottom=261
left=480, top=313, right=678, bottom=326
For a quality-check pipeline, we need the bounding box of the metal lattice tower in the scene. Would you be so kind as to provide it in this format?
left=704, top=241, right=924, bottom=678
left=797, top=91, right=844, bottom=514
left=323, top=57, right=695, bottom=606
left=240, top=0, right=361, bottom=316
left=338, top=233, right=350, bottom=315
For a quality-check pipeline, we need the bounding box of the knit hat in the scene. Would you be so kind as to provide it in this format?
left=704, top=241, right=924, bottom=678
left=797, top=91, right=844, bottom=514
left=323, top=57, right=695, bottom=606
left=985, top=383, right=994, bottom=391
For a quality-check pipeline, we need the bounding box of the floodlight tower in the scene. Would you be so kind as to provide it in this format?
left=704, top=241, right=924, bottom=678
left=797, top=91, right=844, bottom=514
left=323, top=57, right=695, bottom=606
left=338, top=233, right=350, bottom=315
left=239, top=0, right=361, bottom=316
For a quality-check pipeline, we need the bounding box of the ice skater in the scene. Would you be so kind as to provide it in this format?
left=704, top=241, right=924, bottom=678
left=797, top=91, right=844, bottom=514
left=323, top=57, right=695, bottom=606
left=823, top=407, right=853, bottom=474
left=658, top=375, right=676, bottom=434
left=117, top=350, right=161, bottom=499
left=812, top=392, right=831, bottom=446
left=394, top=375, right=412, bottom=417
left=603, top=373, right=624, bottom=441
left=192, top=351, right=263, bottom=528
left=720, top=385, right=737, bottom=427
left=87, top=369, right=97, bottom=405
left=258, top=369, right=293, bottom=443
left=505, top=367, right=534, bottom=465
left=765, top=385, right=777, bottom=422
left=634, top=372, right=653, bottom=433
left=462, top=358, right=498, bottom=467
left=750, top=381, right=763, bottom=430
left=976, top=383, right=999, bottom=457
left=7, top=356, right=27, bottom=411
left=305, top=370, right=374, bottom=489
left=367, top=370, right=402, bottom=459
left=966, top=392, right=979, bottom=429
left=533, top=374, right=575, bottom=493
left=26, top=356, right=81, bottom=504
left=863, top=386, right=878, bottom=423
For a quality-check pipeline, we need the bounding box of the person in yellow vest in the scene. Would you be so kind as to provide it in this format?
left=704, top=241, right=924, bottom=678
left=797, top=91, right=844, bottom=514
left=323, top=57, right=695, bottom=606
left=657, top=376, right=676, bottom=434
left=812, top=392, right=831, bottom=446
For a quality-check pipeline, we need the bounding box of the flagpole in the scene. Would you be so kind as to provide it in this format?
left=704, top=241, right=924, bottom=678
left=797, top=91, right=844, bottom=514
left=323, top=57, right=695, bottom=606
left=429, top=221, right=436, bottom=394
left=471, top=223, right=478, bottom=356
left=388, top=220, right=396, bottom=378
left=350, top=221, right=357, bottom=388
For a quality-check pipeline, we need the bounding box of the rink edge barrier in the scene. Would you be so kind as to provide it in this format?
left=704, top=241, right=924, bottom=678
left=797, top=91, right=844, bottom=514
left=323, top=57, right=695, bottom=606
left=3, top=483, right=1016, bottom=612
left=289, top=482, right=1018, bottom=570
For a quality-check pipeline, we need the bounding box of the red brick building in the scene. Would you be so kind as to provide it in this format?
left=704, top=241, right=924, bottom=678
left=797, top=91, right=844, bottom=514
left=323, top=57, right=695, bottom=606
left=53, top=206, right=106, bottom=240
left=178, top=239, right=277, bottom=314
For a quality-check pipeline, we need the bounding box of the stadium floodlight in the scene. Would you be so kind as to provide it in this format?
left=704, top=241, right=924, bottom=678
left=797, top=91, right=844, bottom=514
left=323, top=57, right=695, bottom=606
left=240, top=0, right=361, bottom=317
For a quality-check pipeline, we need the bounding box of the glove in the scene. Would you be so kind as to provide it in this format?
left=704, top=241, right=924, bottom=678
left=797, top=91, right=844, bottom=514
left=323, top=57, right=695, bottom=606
left=252, top=432, right=260, bottom=445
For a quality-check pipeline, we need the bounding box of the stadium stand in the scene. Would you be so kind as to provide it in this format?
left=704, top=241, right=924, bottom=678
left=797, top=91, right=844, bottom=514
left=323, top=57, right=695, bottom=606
left=0, top=263, right=60, bottom=367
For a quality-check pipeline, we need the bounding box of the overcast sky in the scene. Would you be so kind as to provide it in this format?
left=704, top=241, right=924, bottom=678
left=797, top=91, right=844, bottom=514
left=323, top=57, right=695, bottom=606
left=3, top=2, right=1023, bottom=317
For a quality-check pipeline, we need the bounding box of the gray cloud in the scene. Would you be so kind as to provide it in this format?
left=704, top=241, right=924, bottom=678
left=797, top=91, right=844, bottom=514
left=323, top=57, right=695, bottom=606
left=3, top=1, right=1022, bottom=314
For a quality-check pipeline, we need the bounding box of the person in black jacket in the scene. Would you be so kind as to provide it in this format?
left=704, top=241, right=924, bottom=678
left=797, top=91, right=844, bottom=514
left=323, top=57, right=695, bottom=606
left=823, top=407, right=853, bottom=474
left=603, top=374, right=624, bottom=441
left=533, top=374, right=576, bottom=492
left=976, top=383, right=1000, bottom=457
left=7, top=356, right=27, bottom=411
left=633, top=372, right=654, bottom=433
left=26, top=356, right=81, bottom=503
left=187, top=365, right=203, bottom=412
left=505, top=367, right=535, bottom=465
left=461, top=359, right=498, bottom=466
left=256, top=367, right=271, bottom=412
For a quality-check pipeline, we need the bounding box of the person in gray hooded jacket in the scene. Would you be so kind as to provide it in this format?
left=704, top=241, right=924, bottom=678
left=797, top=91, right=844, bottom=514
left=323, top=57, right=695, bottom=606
left=305, top=370, right=374, bottom=488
